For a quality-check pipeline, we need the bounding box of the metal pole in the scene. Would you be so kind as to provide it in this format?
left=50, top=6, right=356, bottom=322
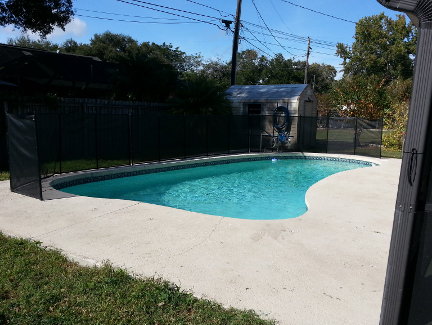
left=34, top=113, right=43, bottom=201
left=58, top=112, right=62, bottom=174
left=128, top=109, right=132, bottom=165
left=183, top=114, right=186, bottom=158
left=230, top=0, right=243, bottom=86
left=95, top=109, right=99, bottom=169
left=304, top=37, right=311, bottom=84
left=354, top=117, right=358, bottom=155
left=157, top=116, right=161, bottom=162
left=227, top=115, right=231, bottom=154
left=379, top=117, right=384, bottom=159
left=248, top=116, right=251, bottom=153
left=206, top=115, right=209, bottom=156
left=326, top=114, right=330, bottom=154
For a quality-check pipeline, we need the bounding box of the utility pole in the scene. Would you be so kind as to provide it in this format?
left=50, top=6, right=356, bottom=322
left=230, top=0, right=242, bottom=86
left=304, top=37, right=311, bottom=84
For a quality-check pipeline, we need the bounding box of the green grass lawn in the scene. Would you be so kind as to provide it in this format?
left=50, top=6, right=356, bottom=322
left=381, top=148, right=402, bottom=159
left=316, top=128, right=382, bottom=142
left=0, top=233, right=275, bottom=325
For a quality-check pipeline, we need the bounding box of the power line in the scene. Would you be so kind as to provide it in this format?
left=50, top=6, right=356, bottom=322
left=76, top=8, right=184, bottom=21
left=116, top=0, right=222, bottom=28
left=242, top=26, right=277, bottom=57
left=181, top=0, right=339, bottom=49
left=244, top=27, right=338, bottom=53
left=250, top=0, right=296, bottom=57
left=114, top=0, right=339, bottom=58
left=241, top=20, right=337, bottom=48
left=123, top=0, right=221, bottom=22
left=279, top=0, right=356, bottom=24
left=241, top=37, right=337, bottom=57
left=241, top=38, right=272, bottom=57
left=76, top=14, right=201, bottom=25
left=269, top=0, right=293, bottom=33
left=185, top=0, right=232, bottom=18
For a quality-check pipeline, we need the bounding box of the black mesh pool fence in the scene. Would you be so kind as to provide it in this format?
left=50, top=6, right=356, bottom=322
left=5, top=106, right=383, bottom=200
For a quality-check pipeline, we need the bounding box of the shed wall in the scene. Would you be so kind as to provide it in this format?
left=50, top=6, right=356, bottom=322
left=228, top=85, right=318, bottom=152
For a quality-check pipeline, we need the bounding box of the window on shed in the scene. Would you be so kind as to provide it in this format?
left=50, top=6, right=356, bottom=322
left=247, top=103, right=262, bottom=115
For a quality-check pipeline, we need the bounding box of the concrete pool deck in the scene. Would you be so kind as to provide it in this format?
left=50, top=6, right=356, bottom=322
left=0, top=154, right=401, bottom=325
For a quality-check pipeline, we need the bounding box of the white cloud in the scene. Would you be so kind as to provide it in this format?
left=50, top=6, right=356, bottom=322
left=47, top=18, right=87, bottom=40
left=0, top=25, right=23, bottom=43
left=0, top=17, right=87, bottom=43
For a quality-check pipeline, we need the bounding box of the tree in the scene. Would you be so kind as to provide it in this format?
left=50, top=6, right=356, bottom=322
left=81, top=32, right=139, bottom=63
left=0, top=0, right=74, bottom=37
left=199, top=59, right=231, bottom=89
left=7, top=35, right=59, bottom=51
left=169, top=73, right=231, bottom=115
left=382, top=78, right=411, bottom=149
left=330, top=13, right=415, bottom=123
left=236, top=49, right=268, bottom=85
left=308, top=63, right=336, bottom=94
left=336, top=13, right=416, bottom=81
left=329, top=75, right=389, bottom=119
left=262, top=54, right=302, bottom=85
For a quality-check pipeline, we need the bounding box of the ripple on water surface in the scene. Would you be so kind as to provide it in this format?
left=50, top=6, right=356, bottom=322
left=62, top=159, right=369, bottom=220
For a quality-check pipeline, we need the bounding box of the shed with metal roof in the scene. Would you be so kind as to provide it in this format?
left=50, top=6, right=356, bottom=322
left=226, top=84, right=317, bottom=151
left=226, top=84, right=316, bottom=116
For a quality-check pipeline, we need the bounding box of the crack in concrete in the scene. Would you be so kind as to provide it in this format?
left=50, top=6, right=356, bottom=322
left=34, top=202, right=142, bottom=239
left=169, top=216, right=225, bottom=258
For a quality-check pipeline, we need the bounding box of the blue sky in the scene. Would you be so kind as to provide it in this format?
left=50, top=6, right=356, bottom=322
left=0, top=0, right=402, bottom=70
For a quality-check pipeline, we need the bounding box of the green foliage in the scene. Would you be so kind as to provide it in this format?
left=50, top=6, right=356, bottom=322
left=308, top=63, right=337, bottom=93
left=199, top=59, right=231, bottom=90
left=330, top=13, right=413, bottom=151
left=382, top=128, right=404, bottom=150
left=0, top=0, right=74, bottom=37
left=0, top=232, right=275, bottom=325
left=198, top=50, right=336, bottom=93
left=382, top=79, right=411, bottom=150
left=80, top=32, right=140, bottom=63
left=262, top=54, right=303, bottom=85
left=7, top=35, right=60, bottom=51
left=236, top=49, right=268, bottom=85
left=0, top=171, right=9, bottom=181
left=6, top=34, right=336, bottom=110
left=169, top=74, right=231, bottom=115
left=329, top=75, right=389, bottom=119
left=337, top=13, right=416, bottom=81
left=316, top=93, right=333, bottom=116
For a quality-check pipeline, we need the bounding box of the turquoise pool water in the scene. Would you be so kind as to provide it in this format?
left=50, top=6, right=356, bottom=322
left=62, top=158, right=370, bottom=220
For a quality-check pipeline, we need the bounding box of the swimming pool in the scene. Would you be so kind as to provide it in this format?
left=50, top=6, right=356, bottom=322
left=58, top=156, right=372, bottom=220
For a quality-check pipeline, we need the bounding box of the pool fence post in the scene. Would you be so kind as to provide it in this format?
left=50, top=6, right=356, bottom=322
left=183, top=113, right=186, bottom=159
left=326, top=114, right=330, bottom=153
left=205, top=114, right=209, bottom=157
left=58, top=110, right=62, bottom=174
left=128, top=108, right=132, bottom=166
left=354, top=117, right=358, bottom=155
left=379, top=117, right=383, bottom=159
left=34, top=112, right=43, bottom=201
left=248, top=115, right=251, bottom=153
left=227, top=115, right=231, bottom=154
left=94, top=106, right=99, bottom=169
left=157, top=115, right=161, bottom=162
